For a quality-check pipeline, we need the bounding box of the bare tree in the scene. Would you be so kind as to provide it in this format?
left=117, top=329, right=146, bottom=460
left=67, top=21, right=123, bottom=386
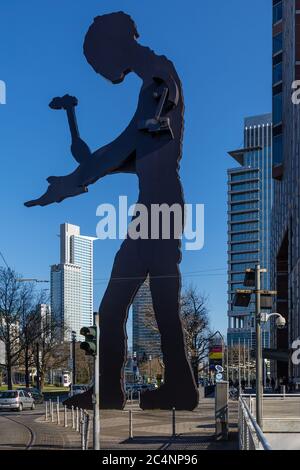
left=142, top=283, right=211, bottom=384
left=18, top=285, right=49, bottom=387
left=180, top=285, right=211, bottom=384
left=0, top=268, right=25, bottom=389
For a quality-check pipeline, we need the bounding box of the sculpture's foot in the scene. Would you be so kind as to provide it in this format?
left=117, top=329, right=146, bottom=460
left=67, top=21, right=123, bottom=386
left=63, top=387, right=93, bottom=410
left=63, top=386, right=125, bottom=410
left=140, top=382, right=199, bottom=411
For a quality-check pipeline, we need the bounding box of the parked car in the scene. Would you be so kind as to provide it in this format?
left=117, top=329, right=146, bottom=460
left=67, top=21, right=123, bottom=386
left=0, top=390, right=35, bottom=411
left=18, top=387, right=44, bottom=404
left=126, top=383, right=157, bottom=398
left=68, top=384, right=89, bottom=397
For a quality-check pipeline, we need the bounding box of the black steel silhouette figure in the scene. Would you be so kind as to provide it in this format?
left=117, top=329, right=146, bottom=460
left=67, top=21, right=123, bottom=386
left=25, top=12, right=198, bottom=410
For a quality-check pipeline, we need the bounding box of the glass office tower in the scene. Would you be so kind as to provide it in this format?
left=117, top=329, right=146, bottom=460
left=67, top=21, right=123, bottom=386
left=51, top=223, right=96, bottom=340
left=271, top=0, right=300, bottom=381
left=132, top=277, right=162, bottom=362
left=227, top=114, right=273, bottom=349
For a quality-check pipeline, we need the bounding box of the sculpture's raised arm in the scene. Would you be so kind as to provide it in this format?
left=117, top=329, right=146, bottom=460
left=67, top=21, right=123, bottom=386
left=24, top=104, right=137, bottom=208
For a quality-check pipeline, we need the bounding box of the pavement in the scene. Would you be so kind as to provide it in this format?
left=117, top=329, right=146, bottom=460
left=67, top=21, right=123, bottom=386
left=96, top=398, right=238, bottom=450
left=0, top=398, right=238, bottom=450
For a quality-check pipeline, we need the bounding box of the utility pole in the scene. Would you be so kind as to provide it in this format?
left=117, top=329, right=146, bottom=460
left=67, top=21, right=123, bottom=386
left=71, top=331, right=76, bottom=384
left=255, top=264, right=263, bottom=428
left=93, top=313, right=100, bottom=450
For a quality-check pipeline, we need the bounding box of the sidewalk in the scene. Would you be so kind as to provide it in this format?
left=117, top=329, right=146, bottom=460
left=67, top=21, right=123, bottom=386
left=24, top=398, right=238, bottom=450
left=93, top=398, right=238, bottom=450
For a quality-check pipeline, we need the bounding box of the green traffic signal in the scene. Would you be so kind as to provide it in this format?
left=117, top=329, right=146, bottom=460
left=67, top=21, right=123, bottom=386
left=80, top=326, right=97, bottom=356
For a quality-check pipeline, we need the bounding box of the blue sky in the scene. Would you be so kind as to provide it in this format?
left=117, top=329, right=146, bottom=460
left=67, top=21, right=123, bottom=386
left=0, top=0, right=271, bottom=339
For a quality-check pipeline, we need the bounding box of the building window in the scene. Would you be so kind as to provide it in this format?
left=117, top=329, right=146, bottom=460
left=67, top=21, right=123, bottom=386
left=231, top=212, right=258, bottom=222
left=273, top=92, right=282, bottom=125
left=273, top=133, right=283, bottom=166
left=231, top=202, right=258, bottom=212
left=273, top=33, right=283, bottom=55
left=231, top=252, right=259, bottom=262
left=273, top=1, right=282, bottom=25
left=273, top=62, right=282, bottom=84
left=231, top=232, right=258, bottom=242
left=231, top=192, right=258, bottom=202
left=231, top=242, right=259, bottom=252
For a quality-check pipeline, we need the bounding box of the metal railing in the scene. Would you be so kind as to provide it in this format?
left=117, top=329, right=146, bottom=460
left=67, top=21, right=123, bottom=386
left=238, top=395, right=272, bottom=450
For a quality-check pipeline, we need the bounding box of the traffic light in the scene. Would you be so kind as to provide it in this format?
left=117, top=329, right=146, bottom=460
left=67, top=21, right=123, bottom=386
left=80, top=326, right=97, bottom=356
left=233, top=289, right=252, bottom=307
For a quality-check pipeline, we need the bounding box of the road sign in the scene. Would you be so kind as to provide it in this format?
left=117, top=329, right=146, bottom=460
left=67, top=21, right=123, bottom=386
left=216, top=373, right=223, bottom=382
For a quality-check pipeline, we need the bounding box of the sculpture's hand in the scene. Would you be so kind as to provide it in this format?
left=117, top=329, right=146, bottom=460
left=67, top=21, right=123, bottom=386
left=24, top=166, right=88, bottom=207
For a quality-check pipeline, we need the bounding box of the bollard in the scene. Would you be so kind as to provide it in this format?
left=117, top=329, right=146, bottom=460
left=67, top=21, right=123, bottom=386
left=138, top=391, right=141, bottom=406
left=281, top=385, right=286, bottom=399
left=81, top=415, right=86, bottom=450
left=76, top=407, right=79, bottom=432
left=80, top=408, right=84, bottom=434
left=85, top=412, right=90, bottom=450
left=172, top=407, right=176, bottom=437
left=64, top=405, right=68, bottom=428
left=50, top=399, right=54, bottom=423
left=72, top=406, right=75, bottom=429
left=57, top=398, right=60, bottom=425
left=45, top=401, right=48, bottom=421
left=129, top=409, right=133, bottom=439
left=130, top=389, right=133, bottom=404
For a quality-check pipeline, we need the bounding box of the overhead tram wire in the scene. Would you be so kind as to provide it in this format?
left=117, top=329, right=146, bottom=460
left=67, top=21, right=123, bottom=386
left=0, top=250, right=9, bottom=269
left=93, top=268, right=227, bottom=285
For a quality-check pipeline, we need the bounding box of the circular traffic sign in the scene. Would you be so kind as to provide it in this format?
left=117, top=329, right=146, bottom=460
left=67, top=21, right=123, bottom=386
left=215, top=365, right=224, bottom=373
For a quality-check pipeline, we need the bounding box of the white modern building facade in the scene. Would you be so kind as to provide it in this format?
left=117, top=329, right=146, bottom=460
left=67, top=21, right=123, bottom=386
left=51, top=223, right=95, bottom=340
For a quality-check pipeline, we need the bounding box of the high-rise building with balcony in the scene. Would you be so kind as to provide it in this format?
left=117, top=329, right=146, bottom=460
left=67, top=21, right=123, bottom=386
left=132, top=277, right=162, bottom=362
left=270, top=0, right=300, bottom=382
left=227, top=114, right=273, bottom=350
left=51, top=223, right=96, bottom=340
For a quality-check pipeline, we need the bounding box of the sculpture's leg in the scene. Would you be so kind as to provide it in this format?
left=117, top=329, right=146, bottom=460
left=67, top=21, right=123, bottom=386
left=63, top=239, right=147, bottom=411
left=140, top=255, right=199, bottom=410
left=99, top=239, right=147, bottom=409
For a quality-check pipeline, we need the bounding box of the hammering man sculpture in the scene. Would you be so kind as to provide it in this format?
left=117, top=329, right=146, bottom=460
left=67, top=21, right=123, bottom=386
left=25, top=12, right=198, bottom=410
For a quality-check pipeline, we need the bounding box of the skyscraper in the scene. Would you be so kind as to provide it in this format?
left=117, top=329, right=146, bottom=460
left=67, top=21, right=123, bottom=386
left=227, top=114, right=273, bottom=349
left=132, top=277, right=161, bottom=361
left=51, top=223, right=96, bottom=340
left=270, top=0, right=300, bottom=381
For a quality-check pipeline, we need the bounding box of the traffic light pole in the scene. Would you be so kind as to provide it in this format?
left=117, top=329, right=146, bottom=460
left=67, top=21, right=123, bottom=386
left=93, top=313, right=100, bottom=450
left=255, top=264, right=263, bottom=428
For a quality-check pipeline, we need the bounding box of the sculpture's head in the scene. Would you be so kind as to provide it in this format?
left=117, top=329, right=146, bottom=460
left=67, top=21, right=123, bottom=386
left=84, top=12, right=139, bottom=84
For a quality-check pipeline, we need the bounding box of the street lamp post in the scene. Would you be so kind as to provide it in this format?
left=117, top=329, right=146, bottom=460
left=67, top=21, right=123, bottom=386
left=149, top=355, right=152, bottom=382
left=234, top=264, right=278, bottom=428
left=71, top=331, right=76, bottom=385
left=36, top=342, right=40, bottom=391
left=255, top=264, right=263, bottom=428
